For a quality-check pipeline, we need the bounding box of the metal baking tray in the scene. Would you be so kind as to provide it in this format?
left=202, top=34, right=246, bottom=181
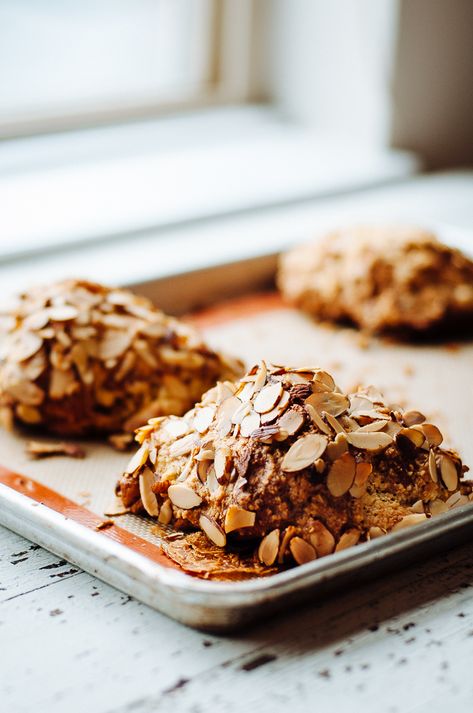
left=1, top=246, right=473, bottom=632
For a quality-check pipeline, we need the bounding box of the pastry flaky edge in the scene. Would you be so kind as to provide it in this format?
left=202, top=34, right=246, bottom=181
left=117, top=361, right=472, bottom=573
left=277, top=226, right=473, bottom=334
left=0, top=279, right=243, bottom=437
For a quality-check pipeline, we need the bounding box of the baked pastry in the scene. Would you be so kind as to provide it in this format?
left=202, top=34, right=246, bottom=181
left=278, top=226, right=473, bottom=334
left=117, top=362, right=471, bottom=569
left=0, top=280, right=243, bottom=435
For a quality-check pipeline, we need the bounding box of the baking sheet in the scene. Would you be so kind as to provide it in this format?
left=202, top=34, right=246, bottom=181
left=1, top=250, right=473, bottom=631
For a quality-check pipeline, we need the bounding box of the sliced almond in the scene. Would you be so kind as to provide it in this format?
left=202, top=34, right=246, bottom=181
left=420, top=423, right=443, bottom=447
left=367, top=526, right=386, bottom=539
left=48, top=305, right=79, bottom=321
left=391, top=513, right=427, bottom=531
left=313, top=370, right=336, bottom=391
left=12, top=332, right=43, bottom=362
left=99, top=329, right=132, bottom=360
left=289, top=537, right=317, bottom=565
left=253, top=361, right=268, bottom=393
left=277, top=409, right=304, bottom=436
left=240, top=411, right=261, bottom=437
left=193, top=406, right=216, bottom=433
left=397, top=427, right=425, bottom=448
left=7, top=380, right=44, bottom=406
left=335, top=529, right=360, bottom=551
left=306, top=391, right=349, bottom=417
left=164, top=418, right=189, bottom=439
left=445, top=491, right=469, bottom=509
left=16, top=404, right=42, bottom=424
left=323, top=411, right=345, bottom=434
left=206, top=465, right=219, bottom=493
left=260, top=390, right=290, bottom=424
left=139, top=468, right=159, bottom=517
left=403, top=410, right=426, bottom=427
left=429, top=499, right=449, bottom=516
left=326, top=433, right=349, bottom=461
left=199, top=514, right=226, bottom=547
left=125, top=443, right=149, bottom=474
left=440, top=455, right=458, bottom=491
left=258, top=529, right=280, bottom=566
left=327, top=452, right=356, bottom=497
left=349, top=461, right=372, bottom=498
left=410, top=499, right=425, bottom=514
left=253, top=382, right=283, bottom=414
left=428, top=449, right=438, bottom=483
left=158, top=498, right=173, bottom=525
left=309, top=521, right=335, bottom=557
left=169, top=433, right=198, bottom=458
left=346, top=431, right=393, bottom=452
left=281, top=433, right=328, bottom=472
left=214, top=446, right=231, bottom=482
left=355, top=420, right=387, bottom=432
left=224, top=505, right=256, bottom=533
left=304, top=403, right=331, bottom=435
left=197, top=459, right=210, bottom=483
left=277, top=525, right=298, bottom=563
left=168, top=483, right=202, bottom=509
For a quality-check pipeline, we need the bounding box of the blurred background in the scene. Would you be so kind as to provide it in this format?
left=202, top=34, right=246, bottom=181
left=1, top=0, right=473, bottom=293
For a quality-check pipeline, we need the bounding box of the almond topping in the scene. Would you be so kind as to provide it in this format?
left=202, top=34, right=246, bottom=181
left=281, top=433, right=328, bottom=472
left=258, top=529, right=280, bottom=566
left=391, top=513, right=427, bottom=531
left=240, top=411, right=261, bottom=437
left=253, top=382, right=283, bottom=414
left=199, top=514, right=226, bottom=547
left=306, top=391, right=349, bottom=417
left=403, top=410, right=426, bottom=427
left=335, top=529, right=360, bottom=551
left=125, top=443, right=149, bottom=474
left=289, top=537, right=317, bottom=565
left=277, top=409, right=304, bottom=436
left=327, top=452, right=356, bottom=497
left=428, top=449, right=438, bottom=483
left=440, top=455, right=458, bottom=491
left=224, top=505, right=256, bottom=533
left=420, top=423, right=443, bottom=447
left=139, top=468, right=160, bottom=517
left=346, top=431, right=393, bottom=451
left=309, top=521, right=335, bottom=557
left=168, top=483, right=202, bottom=509
left=158, top=498, right=172, bottom=525
left=193, top=406, right=216, bottom=433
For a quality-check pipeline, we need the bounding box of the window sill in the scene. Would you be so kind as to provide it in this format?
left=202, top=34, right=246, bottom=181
left=0, top=105, right=417, bottom=262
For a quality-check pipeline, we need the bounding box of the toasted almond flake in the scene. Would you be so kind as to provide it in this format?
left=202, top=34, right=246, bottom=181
left=429, top=498, right=449, bottom=516
left=158, top=498, right=172, bottom=525
left=278, top=525, right=298, bottom=563
left=349, top=461, right=372, bottom=498
left=253, top=382, right=283, bottom=414
left=168, top=483, right=202, bottom=509
left=368, top=526, right=386, bottom=539
left=215, top=381, right=236, bottom=405
left=260, top=390, right=290, bottom=424
left=224, top=505, right=256, bottom=533
left=12, top=332, right=43, bottom=362
left=326, top=433, right=349, bottom=461
left=16, top=404, right=42, bottom=424
left=139, top=468, right=160, bottom=517
left=231, top=400, right=252, bottom=425
left=398, top=427, right=425, bottom=448
left=391, top=513, right=427, bottom=531
left=125, top=443, right=149, bottom=474
left=356, top=420, right=387, bottom=432
left=48, top=305, right=79, bottom=321
left=309, top=521, right=335, bottom=557
left=313, top=370, right=336, bottom=391
left=99, top=329, right=133, bottom=360
left=164, top=418, right=189, bottom=439
left=240, top=411, right=261, bottom=437
left=197, top=459, right=210, bottom=482
left=440, top=455, right=458, bottom=491
left=193, top=406, right=216, bottom=433
left=281, top=433, right=328, bottom=472
left=428, top=449, right=438, bottom=482
left=306, top=391, right=349, bottom=417
left=199, top=514, right=226, bottom=547
left=169, top=433, right=198, bottom=458
left=290, top=537, right=317, bottom=565
left=323, top=411, right=345, bottom=434
left=446, top=492, right=469, bottom=509
left=206, top=464, right=219, bottom=493
left=410, top=500, right=425, bottom=514
left=349, top=395, right=374, bottom=414
left=314, top=458, right=326, bottom=473
left=346, top=431, right=393, bottom=451
left=403, top=410, right=426, bottom=427
left=23, top=310, right=50, bottom=331
left=237, top=381, right=255, bottom=403
left=7, top=380, right=45, bottom=406
left=305, top=403, right=331, bottom=435
left=258, top=529, right=280, bottom=566
left=253, top=361, right=268, bottom=393
left=25, top=439, right=85, bottom=459
left=420, top=423, right=443, bottom=447
left=327, top=452, right=356, bottom=497
left=214, top=446, right=231, bottom=481
left=335, top=529, right=360, bottom=551
left=277, top=409, right=304, bottom=436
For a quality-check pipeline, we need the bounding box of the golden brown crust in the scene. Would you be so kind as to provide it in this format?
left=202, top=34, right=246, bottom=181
left=277, top=226, right=473, bottom=334
left=0, top=279, right=243, bottom=435
left=117, top=363, right=472, bottom=569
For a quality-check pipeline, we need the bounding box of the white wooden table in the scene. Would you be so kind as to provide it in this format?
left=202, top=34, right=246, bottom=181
left=2, top=521, right=473, bottom=712
left=2, top=172, right=473, bottom=713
